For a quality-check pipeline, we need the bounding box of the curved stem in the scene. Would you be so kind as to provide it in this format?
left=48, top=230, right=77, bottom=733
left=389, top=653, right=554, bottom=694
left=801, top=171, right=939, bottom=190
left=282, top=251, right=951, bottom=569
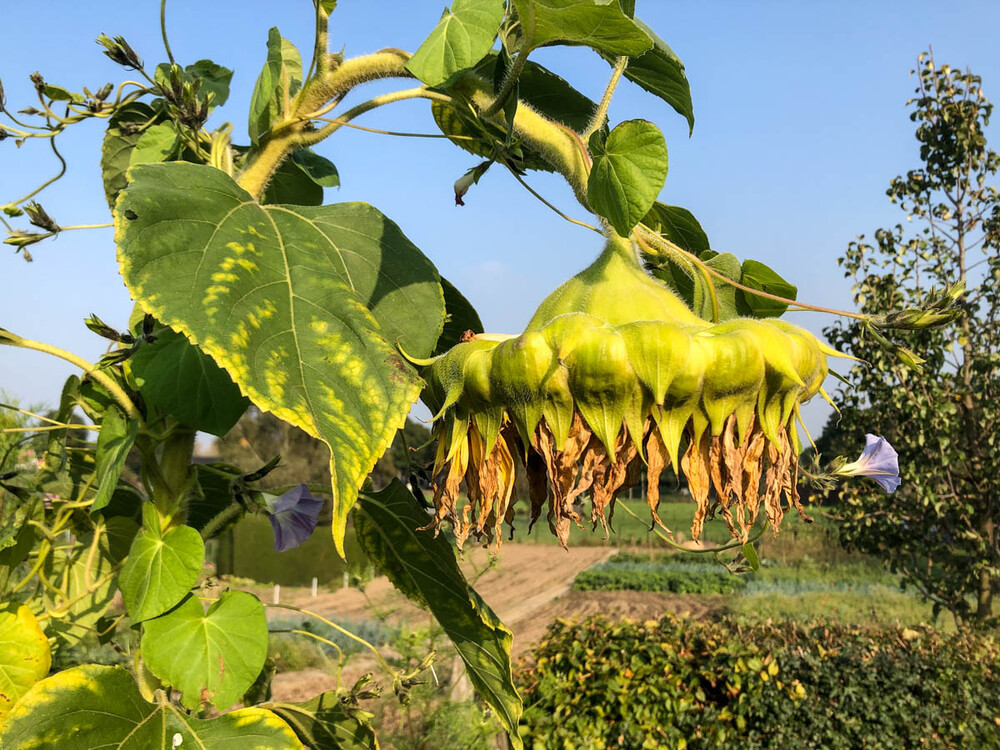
left=0, top=330, right=140, bottom=420
left=584, top=56, right=627, bottom=141
left=160, top=0, right=176, bottom=64
left=616, top=499, right=770, bottom=555
left=501, top=161, right=601, bottom=234
left=481, top=43, right=530, bottom=117
left=8, top=138, right=67, bottom=207
left=299, top=88, right=453, bottom=147
left=635, top=227, right=871, bottom=321
left=267, top=602, right=396, bottom=677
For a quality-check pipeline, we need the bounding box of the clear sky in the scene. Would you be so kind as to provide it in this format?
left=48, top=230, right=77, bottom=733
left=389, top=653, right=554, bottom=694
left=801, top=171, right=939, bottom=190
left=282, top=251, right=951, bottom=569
left=2, top=0, right=999, bottom=437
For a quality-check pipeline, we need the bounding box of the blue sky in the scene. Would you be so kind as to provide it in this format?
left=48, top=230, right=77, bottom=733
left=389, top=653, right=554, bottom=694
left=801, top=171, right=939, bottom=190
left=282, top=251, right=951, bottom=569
left=2, top=0, right=999, bottom=436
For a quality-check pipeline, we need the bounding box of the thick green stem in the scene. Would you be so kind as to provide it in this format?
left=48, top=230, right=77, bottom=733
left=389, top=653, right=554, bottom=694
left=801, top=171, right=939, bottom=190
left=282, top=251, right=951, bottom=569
left=236, top=50, right=413, bottom=199
left=152, top=427, right=196, bottom=522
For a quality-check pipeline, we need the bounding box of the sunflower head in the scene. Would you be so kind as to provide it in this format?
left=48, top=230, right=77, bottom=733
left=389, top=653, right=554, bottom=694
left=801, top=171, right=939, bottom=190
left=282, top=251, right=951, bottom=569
left=416, top=235, right=834, bottom=549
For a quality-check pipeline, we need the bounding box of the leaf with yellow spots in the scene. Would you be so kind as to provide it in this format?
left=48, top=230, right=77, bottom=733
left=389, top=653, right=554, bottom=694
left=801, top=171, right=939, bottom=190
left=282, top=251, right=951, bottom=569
left=0, top=664, right=304, bottom=749
left=115, top=162, right=444, bottom=555
left=0, top=604, right=50, bottom=720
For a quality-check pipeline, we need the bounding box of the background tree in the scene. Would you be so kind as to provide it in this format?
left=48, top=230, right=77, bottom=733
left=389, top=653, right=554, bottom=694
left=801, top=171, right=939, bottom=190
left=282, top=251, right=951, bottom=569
left=822, top=51, right=1000, bottom=625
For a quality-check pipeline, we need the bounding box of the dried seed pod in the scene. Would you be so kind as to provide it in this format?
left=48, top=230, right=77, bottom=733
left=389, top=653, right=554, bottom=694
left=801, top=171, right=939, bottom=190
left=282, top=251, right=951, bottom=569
left=412, top=234, right=834, bottom=550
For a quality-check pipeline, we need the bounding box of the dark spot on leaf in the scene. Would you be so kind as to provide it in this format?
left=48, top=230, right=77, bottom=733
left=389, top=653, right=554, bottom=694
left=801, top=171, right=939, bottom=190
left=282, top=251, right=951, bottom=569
left=124, top=209, right=138, bottom=221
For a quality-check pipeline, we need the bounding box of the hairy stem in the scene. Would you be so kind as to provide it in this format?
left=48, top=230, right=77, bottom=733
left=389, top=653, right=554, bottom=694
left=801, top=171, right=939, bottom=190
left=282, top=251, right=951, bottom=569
left=584, top=56, right=628, bottom=141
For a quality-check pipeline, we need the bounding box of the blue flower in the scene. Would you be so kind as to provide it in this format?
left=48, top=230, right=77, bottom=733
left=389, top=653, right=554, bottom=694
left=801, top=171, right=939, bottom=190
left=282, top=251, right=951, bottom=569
left=835, top=434, right=901, bottom=493
left=266, top=485, right=324, bottom=552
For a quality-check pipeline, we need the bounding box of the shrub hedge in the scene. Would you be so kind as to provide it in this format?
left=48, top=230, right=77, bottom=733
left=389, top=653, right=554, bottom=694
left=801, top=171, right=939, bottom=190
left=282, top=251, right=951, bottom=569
left=515, top=615, right=1000, bottom=749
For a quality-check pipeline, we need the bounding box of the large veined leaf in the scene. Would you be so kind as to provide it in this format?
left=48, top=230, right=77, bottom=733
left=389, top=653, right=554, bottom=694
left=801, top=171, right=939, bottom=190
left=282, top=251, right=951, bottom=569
left=407, top=0, right=506, bottom=88
left=43, top=535, right=117, bottom=647
left=131, top=324, right=250, bottom=437
left=356, top=481, right=522, bottom=749
left=0, top=665, right=303, bottom=749
left=588, top=120, right=668, bottom=236
left=263, top=692, right=378, bottom=749
left=92, top=405, right=138, bottom=512
left=0, top=604, right=50, bottom=720
left=128, top=122, right=179, bottom=167
left=249, top=28, right=303, bottom=144
left=512, top=0, right=652, bottom=56
left=118, top=503, right=205, bottom=622
left=141, top=591, right=268, bottom=711
left=602, top=18, right=694, bottom=133
left=115, top=162, right=444, bottom=554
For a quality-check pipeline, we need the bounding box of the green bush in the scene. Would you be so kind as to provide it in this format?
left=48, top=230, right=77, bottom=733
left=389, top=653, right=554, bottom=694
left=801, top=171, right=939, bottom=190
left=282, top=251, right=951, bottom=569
left=516, top=615, right=1000, bottom=749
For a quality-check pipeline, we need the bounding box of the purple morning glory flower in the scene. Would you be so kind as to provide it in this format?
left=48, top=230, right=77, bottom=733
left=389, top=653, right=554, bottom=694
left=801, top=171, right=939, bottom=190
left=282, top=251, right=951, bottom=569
left=835, top=434, right=901, bottom=493
left=267, top=484, right=324, bottom=552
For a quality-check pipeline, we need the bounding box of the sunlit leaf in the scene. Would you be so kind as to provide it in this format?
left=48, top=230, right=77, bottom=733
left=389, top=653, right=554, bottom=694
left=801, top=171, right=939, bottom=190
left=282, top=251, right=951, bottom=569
left=641, top=202, right=710, bottom=254
left=512, top=0, right=652, bottom=56
left=0, top=604, right=50, bottom=720
left=142, top=591, right=268, bottom=711
left=588, top=120, right=668, bottom=236
left=116, top=162, right=444, bottom=554
left=249, top=28, right=302, bottom=144
left=407, top=0, right=506, bottom=88
left=356, top=480, right=523, bottom=749
left=0, top=665, right=303, bottom=748
left=128, top=122, right=178, bottom=166
left=118, top=504, right=205, bottom=622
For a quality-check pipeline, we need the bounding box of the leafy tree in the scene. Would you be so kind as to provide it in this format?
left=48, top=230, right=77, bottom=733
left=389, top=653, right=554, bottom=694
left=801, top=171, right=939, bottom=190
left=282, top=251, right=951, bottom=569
left=823, top=51, right=1000, bottom=625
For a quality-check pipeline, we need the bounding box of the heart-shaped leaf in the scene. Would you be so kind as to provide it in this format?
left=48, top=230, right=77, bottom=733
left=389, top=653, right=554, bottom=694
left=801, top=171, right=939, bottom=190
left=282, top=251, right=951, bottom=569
left=356, top=480, right=522, bottom=749
left=588, top=120, right=668, bottom=236
left=737, top=259, right=797, bottom=318
left=118, top=504, right=205, bottom=622
left=0, top=604, right=50, bottom=719
left=407, top=0, right=506, bottom=88
left=101, top=101, right=161, bottom=210
left=141, top=591, right=268, bottom=710
left=0, top=665, right=302, bottom=748
left=115, top=162, right=444, bottom=554
left=512, top=0, right=652, bottom=56
left=131, top=324, right=250, bottom=437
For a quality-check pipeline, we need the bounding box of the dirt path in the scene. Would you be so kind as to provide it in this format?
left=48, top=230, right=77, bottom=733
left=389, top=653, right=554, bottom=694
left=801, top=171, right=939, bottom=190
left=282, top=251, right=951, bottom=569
left=262, top=543, right=723, bottom=701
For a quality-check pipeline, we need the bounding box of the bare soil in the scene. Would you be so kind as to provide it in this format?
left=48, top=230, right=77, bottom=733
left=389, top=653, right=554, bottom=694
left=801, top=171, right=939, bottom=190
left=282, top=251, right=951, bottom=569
left=260, top=543, right=722, bottom=702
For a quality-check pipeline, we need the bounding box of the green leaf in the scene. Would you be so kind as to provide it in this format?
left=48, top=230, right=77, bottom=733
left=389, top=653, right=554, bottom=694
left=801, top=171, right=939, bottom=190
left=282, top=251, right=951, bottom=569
left=434, top=277, right=484, bottom=355
left=116, top=162, right=444, bottom=554
left=742, top=542, right=760, bottom=572
left=118, top=505, right=205, bottom=622
left=0, top=604, right=50, bottom=720
left=407, top=0, right=506, bottom=88
left=42, top=85, right=83, bottom=103
left=262, top=157, right=324, bottom=207
left=263, top=692, right=379, bottom=749
left=131, top=324, right=249, bottom=437
left=0, top=665, right=303, bottom=748
left=44, top=535, right=117, bottom=646
left=128, top=122, right=178, bottom=167
left=356, top=480, right=522, bottom=749
left=141, top=591, right=269, bottom=711
left=737, top=259, right=797, bottom=319
left=291, top=148, right=340, bottom=188
left=603, top=19, right=694, bottom=134
left=92, top=406, right=138, bottom=512
left=101, top=101, right=159, bottom=210
left=651, top=250, right=741, bottom=322
left=512, top=0, right=652, bottom=56
left=641, top=202, right=710, bottom=254
left=588, top=120, right=668, bottom=236
left=186, top=59, right=234, bottom=108
left=249, top=28, right=303, bottom=144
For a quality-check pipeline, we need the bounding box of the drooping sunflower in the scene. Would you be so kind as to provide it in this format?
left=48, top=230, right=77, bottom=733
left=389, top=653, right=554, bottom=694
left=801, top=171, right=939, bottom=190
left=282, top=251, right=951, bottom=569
left=412, top=233, right=837, bottom=550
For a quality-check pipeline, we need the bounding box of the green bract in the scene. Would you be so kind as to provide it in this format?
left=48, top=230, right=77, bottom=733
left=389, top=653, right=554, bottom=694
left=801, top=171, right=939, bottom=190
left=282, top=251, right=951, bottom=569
left=417, top=234, right=835, bottom=548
